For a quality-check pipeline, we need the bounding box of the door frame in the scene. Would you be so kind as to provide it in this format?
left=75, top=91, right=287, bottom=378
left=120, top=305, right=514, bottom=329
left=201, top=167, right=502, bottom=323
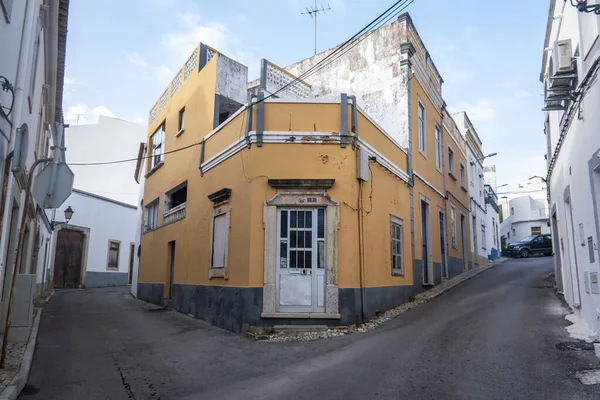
left=48, top=224, right=90, bottom=289
left=420, top=195, right=433, bottom=285
left=262, top=186, right=340, bottom=317
left=439, top=208, right=447, bottom=279
left=276, top=208, right=325, bottom=313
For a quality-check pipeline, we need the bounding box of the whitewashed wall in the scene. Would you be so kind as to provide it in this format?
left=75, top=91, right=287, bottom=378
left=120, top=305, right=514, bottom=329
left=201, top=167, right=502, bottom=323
left=542, top=0, right=600, bottom=338
left=66, top=116, right=146, bottom=205
left=47, top=190, right=137, bottom=287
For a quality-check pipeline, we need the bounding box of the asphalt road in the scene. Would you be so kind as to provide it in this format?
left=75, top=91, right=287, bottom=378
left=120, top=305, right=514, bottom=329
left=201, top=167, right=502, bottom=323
left=22, top=257, right=600, bottom=400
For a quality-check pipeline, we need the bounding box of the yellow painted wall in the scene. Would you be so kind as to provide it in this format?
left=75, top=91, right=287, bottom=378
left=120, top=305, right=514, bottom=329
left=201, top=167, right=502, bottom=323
left=140, top=98, right=417, bottom=291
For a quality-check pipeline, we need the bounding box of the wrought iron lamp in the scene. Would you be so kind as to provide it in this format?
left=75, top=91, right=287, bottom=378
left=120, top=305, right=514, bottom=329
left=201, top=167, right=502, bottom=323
left=566, top=0, right=600, bottom=14
left=0, top=76, right=15, bottom=118
left=64, top=206, right=74, bottom=223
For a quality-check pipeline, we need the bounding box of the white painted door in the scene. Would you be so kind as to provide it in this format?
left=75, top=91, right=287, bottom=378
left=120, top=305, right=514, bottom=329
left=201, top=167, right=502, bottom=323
left=277, top=208, right=326, bottom=313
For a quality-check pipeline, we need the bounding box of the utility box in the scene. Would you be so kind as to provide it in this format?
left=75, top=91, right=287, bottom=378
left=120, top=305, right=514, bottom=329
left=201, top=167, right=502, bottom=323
left=357, top=148, right=369, bottom=182
left=590, top=272, right=600, bottom=295
left=8, top=274, right=36, bottom=343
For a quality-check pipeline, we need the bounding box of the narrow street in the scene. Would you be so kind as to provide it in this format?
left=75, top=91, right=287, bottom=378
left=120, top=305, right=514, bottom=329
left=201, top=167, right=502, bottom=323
left=22, top=257, right=600, bottom=400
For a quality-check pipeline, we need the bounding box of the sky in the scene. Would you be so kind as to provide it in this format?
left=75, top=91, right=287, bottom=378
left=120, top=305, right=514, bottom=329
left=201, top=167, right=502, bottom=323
left=63, top=0, right=549, bottom=192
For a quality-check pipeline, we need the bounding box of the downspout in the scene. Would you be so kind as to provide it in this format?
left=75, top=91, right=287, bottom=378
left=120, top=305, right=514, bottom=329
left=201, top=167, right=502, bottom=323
left=0, top=0, right=37, bottom=293
left=0, top=152, right=14, bottom=242
left=405, top=63, right=416, bottom=289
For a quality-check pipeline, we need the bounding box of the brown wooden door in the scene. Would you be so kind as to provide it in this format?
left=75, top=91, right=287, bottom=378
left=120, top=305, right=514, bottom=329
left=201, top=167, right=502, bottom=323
left=53, top=229, right=84, bottom=289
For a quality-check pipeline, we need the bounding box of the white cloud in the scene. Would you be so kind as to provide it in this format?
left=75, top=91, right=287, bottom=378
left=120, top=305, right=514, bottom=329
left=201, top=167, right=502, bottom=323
left=448, top=99, right=496, bottom=123
left=127, top=52, right=149, bottom=68
left=152, top=65, right=174, bottom=85
left=64, top=77, right=75, bottom=85
left=64, top=104, right=115, bottom=125
left=161, top=13, right=233, bottom=61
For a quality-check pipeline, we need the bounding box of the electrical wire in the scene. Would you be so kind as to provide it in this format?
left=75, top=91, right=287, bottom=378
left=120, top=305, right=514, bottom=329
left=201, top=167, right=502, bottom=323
left=68, top=142, right=202, bottom=166
left=67, top=0, right=418, bottom=167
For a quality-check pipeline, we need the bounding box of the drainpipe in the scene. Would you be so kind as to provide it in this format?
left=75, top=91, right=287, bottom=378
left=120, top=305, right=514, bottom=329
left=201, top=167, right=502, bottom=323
left=0, top=152, right=15, bottom=245
left=357, top=178, right=366, bottom=324
left=0, top=0, right=37, bottom=300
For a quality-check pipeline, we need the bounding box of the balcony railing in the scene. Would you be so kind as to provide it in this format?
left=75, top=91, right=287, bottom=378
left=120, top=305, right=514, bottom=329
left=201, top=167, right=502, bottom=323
left=163, top=202, right=186, bottom=225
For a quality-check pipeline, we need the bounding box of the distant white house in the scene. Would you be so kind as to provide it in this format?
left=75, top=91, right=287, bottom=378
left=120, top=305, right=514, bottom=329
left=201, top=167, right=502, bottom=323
left=46, top=189, right=137, bottom=288
left=499, top=178, right=549, bottom=243
left=65, top=115, right=146, bottom=204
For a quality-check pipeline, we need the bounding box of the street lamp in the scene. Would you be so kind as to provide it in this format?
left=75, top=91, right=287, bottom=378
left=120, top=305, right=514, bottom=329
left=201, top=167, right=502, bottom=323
left=528, top=175, right=547, bottom=183
left=566, top=0, right=600, bottom=14
left=497, top=183, right=508, bottom=189
left=472, top=152, right=498, bottom=165
left=64, top=206, right=74, bottom=223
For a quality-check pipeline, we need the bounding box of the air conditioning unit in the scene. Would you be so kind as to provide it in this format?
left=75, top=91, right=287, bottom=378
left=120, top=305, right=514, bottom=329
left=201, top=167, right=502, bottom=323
left=553, top=39, right=574, bottom=73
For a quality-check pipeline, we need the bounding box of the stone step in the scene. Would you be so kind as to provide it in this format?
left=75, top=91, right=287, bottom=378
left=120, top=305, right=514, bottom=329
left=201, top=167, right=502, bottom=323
left=273, top=325, right=329, bottom=333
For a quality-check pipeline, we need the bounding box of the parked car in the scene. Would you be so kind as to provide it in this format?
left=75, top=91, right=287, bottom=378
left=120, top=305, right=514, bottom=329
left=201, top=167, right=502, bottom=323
left=506, top=234, right=553, bottom=258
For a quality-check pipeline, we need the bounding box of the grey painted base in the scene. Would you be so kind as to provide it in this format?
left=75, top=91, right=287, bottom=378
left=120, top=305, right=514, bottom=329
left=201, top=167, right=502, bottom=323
left=86, top=271, right=129, bottom=288
left=170, top=284, right=263, bottom=333
left=137, top=283, right=164, bottom=306
left=468, top=261, right=473, bottom=270
left=433, top=262, right=442, bottom=285
left=448, top=256, right=464, bottom=279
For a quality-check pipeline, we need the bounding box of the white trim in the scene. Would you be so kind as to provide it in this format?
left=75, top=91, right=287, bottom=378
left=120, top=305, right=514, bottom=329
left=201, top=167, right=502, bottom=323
left=264, top=98, right=345, bottom=104
left=414, top=171, right=445, bottom=198
left=411, top=54, right=444, bottom=111
left=358, top=139, right=410, bottom=183
left=202, top=103, right=248, bottom=141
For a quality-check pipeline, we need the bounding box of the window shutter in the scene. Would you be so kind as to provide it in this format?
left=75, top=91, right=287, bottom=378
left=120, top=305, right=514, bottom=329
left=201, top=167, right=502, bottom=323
left=212, top=214, right=227, bottom=268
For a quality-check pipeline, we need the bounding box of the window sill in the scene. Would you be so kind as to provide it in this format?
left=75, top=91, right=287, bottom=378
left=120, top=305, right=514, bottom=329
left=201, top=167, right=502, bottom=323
left=461, top=185, right=468, bottom=192
left=107, top=268, right=119, bottom=272
left=451, top=244, right=457, bottom=250
left=145, top=161, right=164, bottom=178
left=392, top=269, right=405, bottom=277
left=448, top=171, right=457, bottom=181
left=436, top=167, right=443, bottom=175
left=261, top=312, right=341, bottom=319
left=176, top=128, right=185, bottom=137
left=208, top=267, right=228, bottom=279
left=418, top=149, right=427, bottom=159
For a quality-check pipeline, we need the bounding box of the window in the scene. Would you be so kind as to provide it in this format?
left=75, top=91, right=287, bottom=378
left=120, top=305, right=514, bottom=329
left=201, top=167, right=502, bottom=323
left=460, top=163, right=466, bottom=187
left=580, top=4, right=599, bottom=57
left=531, top=226, right=542, bottom=235
left=451, top=206, right=457, bottom=248
left=211, top=214, right=227, bottom=268
left=144, top=200, right=159, bottom=232
left=435, top=126, right=441, bottom=169
left=29, top=28, right=41, bottom=106
left=150, top=124, right=165, bottom=170
left=177, top=107, right=185, bottom=135
left=511, top=207, right=514, bottom=215
left=164, top=182, right=187, bottom=213
left=448, top=147, right=455, bottom=175
left=418, top=103, right=425, bottom=153
left=492, top=219, right=497, bottom=247
left=390, top=216, right=403, bottom=275
left=1, top=0, right=13, bottom=23
left=107, top=241, right=120, bottom=271
left=481, top=225, right=486, bottom=250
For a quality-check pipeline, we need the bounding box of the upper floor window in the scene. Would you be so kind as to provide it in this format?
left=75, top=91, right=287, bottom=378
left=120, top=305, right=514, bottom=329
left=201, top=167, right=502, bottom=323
left=435, top=126, right=441, bottom=169
left=418, top=103, right=425, bottom=153
left=460, top=163, right=466, bottom=187
left=177, top=107, right=185, bottom=135
left=28, top=27, right=41, bottom=110
left=448, top=147, right=455, bottom=175
left=150, top=124, right=165, bottom=170
left=144, top=200, right=159, bottom=232
left=450, top=206, right=457, bottom=248
left=511, top=207, right=514, bottom=215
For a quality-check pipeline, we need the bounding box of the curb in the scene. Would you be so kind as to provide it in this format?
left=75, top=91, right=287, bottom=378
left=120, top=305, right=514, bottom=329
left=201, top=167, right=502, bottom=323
left=415, top=257, right=508, bottom=303
left=43, top=291, right=54, bottom=304
left=0, top=308, right=42, bottom=400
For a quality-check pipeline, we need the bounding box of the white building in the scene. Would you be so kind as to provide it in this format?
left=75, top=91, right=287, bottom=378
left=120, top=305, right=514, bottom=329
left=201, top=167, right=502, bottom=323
left=452, top=111, right=493, bottom=266
left=484, top=184, right=501, bottom=260
left=47, top=189, right=137, bottom=288
left=541, top=0, right=600, bottom=338
left=499, top=179, right=550, bottom=244
left=65, top=115, right=146, bottom=204
left=0, top=0, right=69, bottom=340
left=130, top=143, right=146, bottom=298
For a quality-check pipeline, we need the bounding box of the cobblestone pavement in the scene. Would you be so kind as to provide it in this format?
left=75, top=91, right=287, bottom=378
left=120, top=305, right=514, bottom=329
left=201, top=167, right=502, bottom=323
left=0, top=308, right=38, bottom=395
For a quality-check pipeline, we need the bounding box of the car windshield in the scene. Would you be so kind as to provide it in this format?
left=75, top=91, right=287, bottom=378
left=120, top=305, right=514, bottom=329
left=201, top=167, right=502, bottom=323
left=519, top=235, right=537, bottom=243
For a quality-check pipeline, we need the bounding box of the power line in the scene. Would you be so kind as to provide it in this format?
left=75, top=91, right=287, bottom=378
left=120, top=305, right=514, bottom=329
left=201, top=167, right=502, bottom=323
left=67, top=0, right=417, bottom=167
left=68, top=142, right=201, bottom=166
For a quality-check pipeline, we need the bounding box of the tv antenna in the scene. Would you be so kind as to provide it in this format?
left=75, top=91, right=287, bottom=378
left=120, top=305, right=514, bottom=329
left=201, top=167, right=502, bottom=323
left=302, top=1, right=331, bottom=55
